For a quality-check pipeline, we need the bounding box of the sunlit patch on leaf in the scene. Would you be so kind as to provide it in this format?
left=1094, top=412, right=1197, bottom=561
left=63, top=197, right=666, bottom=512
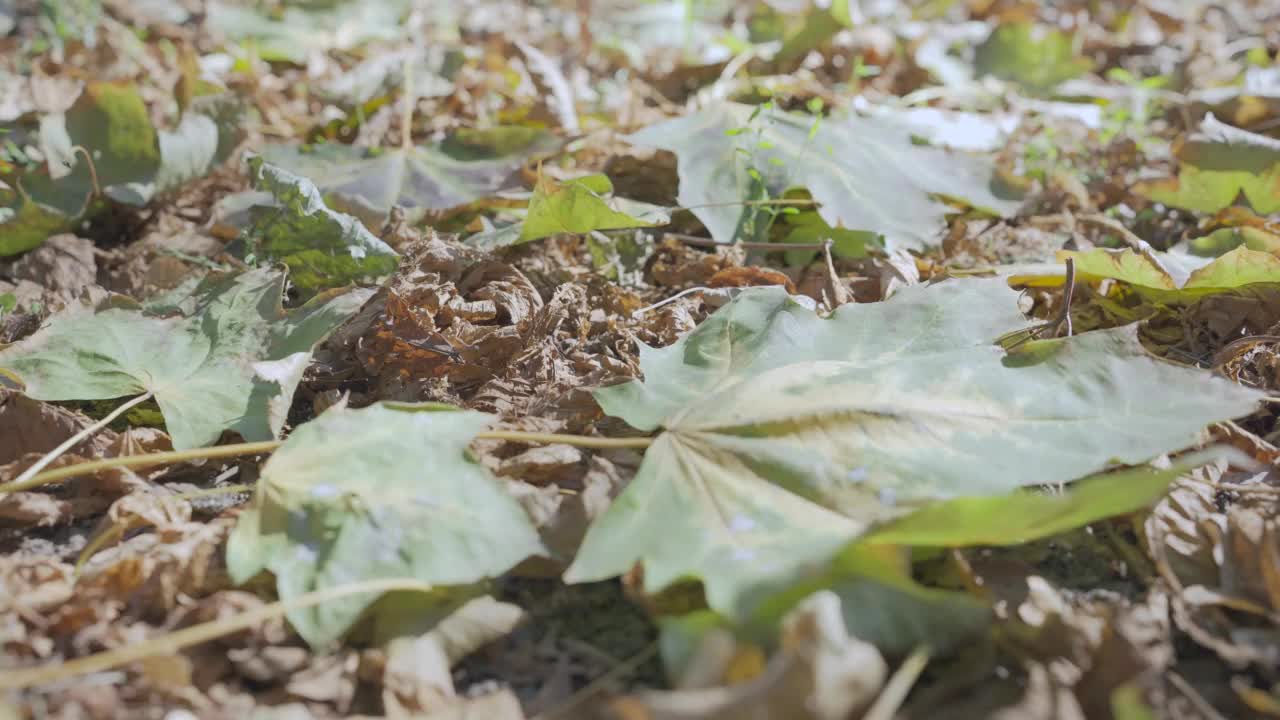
left=519, top=173, right=667, bottom=242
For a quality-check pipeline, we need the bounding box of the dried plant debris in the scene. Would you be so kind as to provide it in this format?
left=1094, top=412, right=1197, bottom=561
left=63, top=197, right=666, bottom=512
left=5, top=1, right=1280, bottom=718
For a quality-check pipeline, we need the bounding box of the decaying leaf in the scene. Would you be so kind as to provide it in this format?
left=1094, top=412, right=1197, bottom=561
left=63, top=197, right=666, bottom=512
left=226, top=401, right=544, bottom=646
left=0, top=267, right=369, bottom=449
left=246, top=155, right=399, bottom=290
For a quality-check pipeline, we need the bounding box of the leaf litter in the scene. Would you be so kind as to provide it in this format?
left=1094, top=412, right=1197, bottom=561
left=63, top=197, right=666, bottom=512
left=3, top=1, right=1280, bottom=719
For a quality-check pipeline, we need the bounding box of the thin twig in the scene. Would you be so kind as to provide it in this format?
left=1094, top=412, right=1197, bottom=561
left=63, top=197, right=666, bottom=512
left=531, top=642, right=659, bottom=720
left=0, top=577, right=437, bottom=691
left=862, top=644, right=932, bottom=720
left=2, top=430, right=653, bottom=496
left=70, top=145, right=103, bottom=200
left=676, top=198, right=818, bottom=211
left=8, top=392, right=155, bottom=491
left=1006, top=257, right=1076, bottom=349
left=663, top=232, right=828, bottom=252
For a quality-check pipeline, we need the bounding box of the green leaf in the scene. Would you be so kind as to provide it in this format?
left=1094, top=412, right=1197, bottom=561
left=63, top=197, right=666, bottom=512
left=206, top=0, right=411, bottom=63
left=1135, top=115, right=1280, bottom=214
left=1062, top=245, right=1280, bottom=296
left=259, top=128, right=559, bottom=225
left=778, top=210, right=881, bottom=265
left=246, top=155, right=400, bottom=290
left=520, top=173, right=667, bottom=242
left=566, top=280, right=1261, bottom=617
left=863, top=463, right=1184, bottom=547
left=225, top=402, right=545, bottom=647
left=63, top=81, right=161, bottom=187
left=628, top=102, right=1019, bottom=251
left=0, top=268, right=369, bottom=449
left=973, top=23, right=1092, bottom=95
left=0, top=192, right=73, bottom=257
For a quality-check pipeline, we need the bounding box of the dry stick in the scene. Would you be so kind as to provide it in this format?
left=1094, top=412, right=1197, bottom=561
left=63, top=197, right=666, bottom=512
left=1006, top=257, right=1077, bottom=350
left=862, top=644, right=932, bottom=720
left=8, top=392, right=156, bottom=491
left=0, top=440, right=283, bottom=497
left=75, top=481, right=258, bottom=575
left=1, top=431, right=653, bottom=497
left=664, top=232, right=830, bottom=252
left=677, top=198, right=818, bottom=211
left=0, top=577, right=436, bottom=691
left=70, top=145, right=103, bottom=199
left=531, top=641, right=659, bottom=720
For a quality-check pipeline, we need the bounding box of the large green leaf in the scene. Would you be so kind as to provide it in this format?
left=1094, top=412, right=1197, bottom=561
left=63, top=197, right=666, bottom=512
left=1135, top=115, right=1280, bottom=214
left=566, top=280, right=1261, bottom=616
left=246, top=155, right=399, bottom=290
left=628, top=103, right=1020, bottom=250
left=0, top=268, right=369, bottom=449
left=226, top=402, right=545, bottom=647
left=0, top=192, right=73, bottom=257
left=520, top=173, right=667, bottom=242
left=259, top=128, right=559, bottom=225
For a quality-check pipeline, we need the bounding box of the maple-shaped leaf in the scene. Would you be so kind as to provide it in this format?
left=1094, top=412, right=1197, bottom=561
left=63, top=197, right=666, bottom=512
left=226, top=402, right=545, bottom=647
left=0, top=268, right=370, bottom=450
left=1135, top=114, right=1280, bottom=214
left=259, top=128, right=560, bottom=225
left=629, top=102, right=1020, bottom=251
left=1005, top=246, right=1280, bottom=300
left=566, top=280, right=1261, bottom=616
left=246, top=155, right=400, bottom=290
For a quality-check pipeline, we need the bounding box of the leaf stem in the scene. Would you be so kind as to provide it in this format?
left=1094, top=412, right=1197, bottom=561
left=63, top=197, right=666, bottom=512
left=475, top=430, right=653, bottom=449
left=0, top=440, right=283, bottom=496
left=70, top=145, right=103, bottom=199
left=7, top=392, right=155, bottom=492
left=664, top=231, right=829, bottom=251
left=677, top=198, right=819, bottom=211
left=0, top=577, right=436, bottom=691
left=1, top=430, right=651, bottom=496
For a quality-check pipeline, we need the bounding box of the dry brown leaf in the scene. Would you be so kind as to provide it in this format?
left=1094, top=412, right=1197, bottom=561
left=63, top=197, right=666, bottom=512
left=603, top=591, right=886, bottom=720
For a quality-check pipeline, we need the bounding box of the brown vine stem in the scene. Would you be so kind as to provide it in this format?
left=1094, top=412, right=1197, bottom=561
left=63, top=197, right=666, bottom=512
left=0, top=431, right=652, bottom=497
left=0, top=577, right=437, bottom=691
left=677, top=198, right=819, bottom=211
left=663, top=231, right=830, bottom=252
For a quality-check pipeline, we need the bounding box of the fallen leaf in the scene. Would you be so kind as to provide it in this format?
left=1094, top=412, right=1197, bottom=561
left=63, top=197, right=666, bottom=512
left=225, top=402, right=545, bottom=647
left=0, top=267, right=369, bottom=449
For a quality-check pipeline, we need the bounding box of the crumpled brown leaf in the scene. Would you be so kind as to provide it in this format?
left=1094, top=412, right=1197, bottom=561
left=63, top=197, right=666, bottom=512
left=603, top=591, right=887, bottom=720
left=382, top=596, right=527, bottom=718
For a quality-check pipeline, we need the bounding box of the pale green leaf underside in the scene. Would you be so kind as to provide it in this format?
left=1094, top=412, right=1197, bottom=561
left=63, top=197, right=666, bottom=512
left=0, top=268, right=368, bottom=449
left=260, top=133, right=558, bottom=224
left=226, top=402, right=545, bottom=647
left=627, top=103, right=1020, bottom=250
left=569, top=280, right=1261, bottom=616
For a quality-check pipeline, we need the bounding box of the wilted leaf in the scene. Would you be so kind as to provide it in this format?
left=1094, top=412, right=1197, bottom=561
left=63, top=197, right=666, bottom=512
left=973, top=23, right=1092, bottom=94
left=1136, top=115, right=1280, bottom=214
left=629, top=102, right=1019, bottom=250
left=520, top=173, right=667, bottom=242
left=246, top=155, right=399, bottom=290
left=0, top=268, right=369, bottom=449
left=567, top=280, right=1260, bottom=615
left=226, top=402, right=545, bottom=647
left=260, top=128, right=559, bottom=225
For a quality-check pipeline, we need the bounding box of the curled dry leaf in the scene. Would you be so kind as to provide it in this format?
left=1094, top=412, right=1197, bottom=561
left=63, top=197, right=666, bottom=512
left=604, top=591, right=886, bottom=720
